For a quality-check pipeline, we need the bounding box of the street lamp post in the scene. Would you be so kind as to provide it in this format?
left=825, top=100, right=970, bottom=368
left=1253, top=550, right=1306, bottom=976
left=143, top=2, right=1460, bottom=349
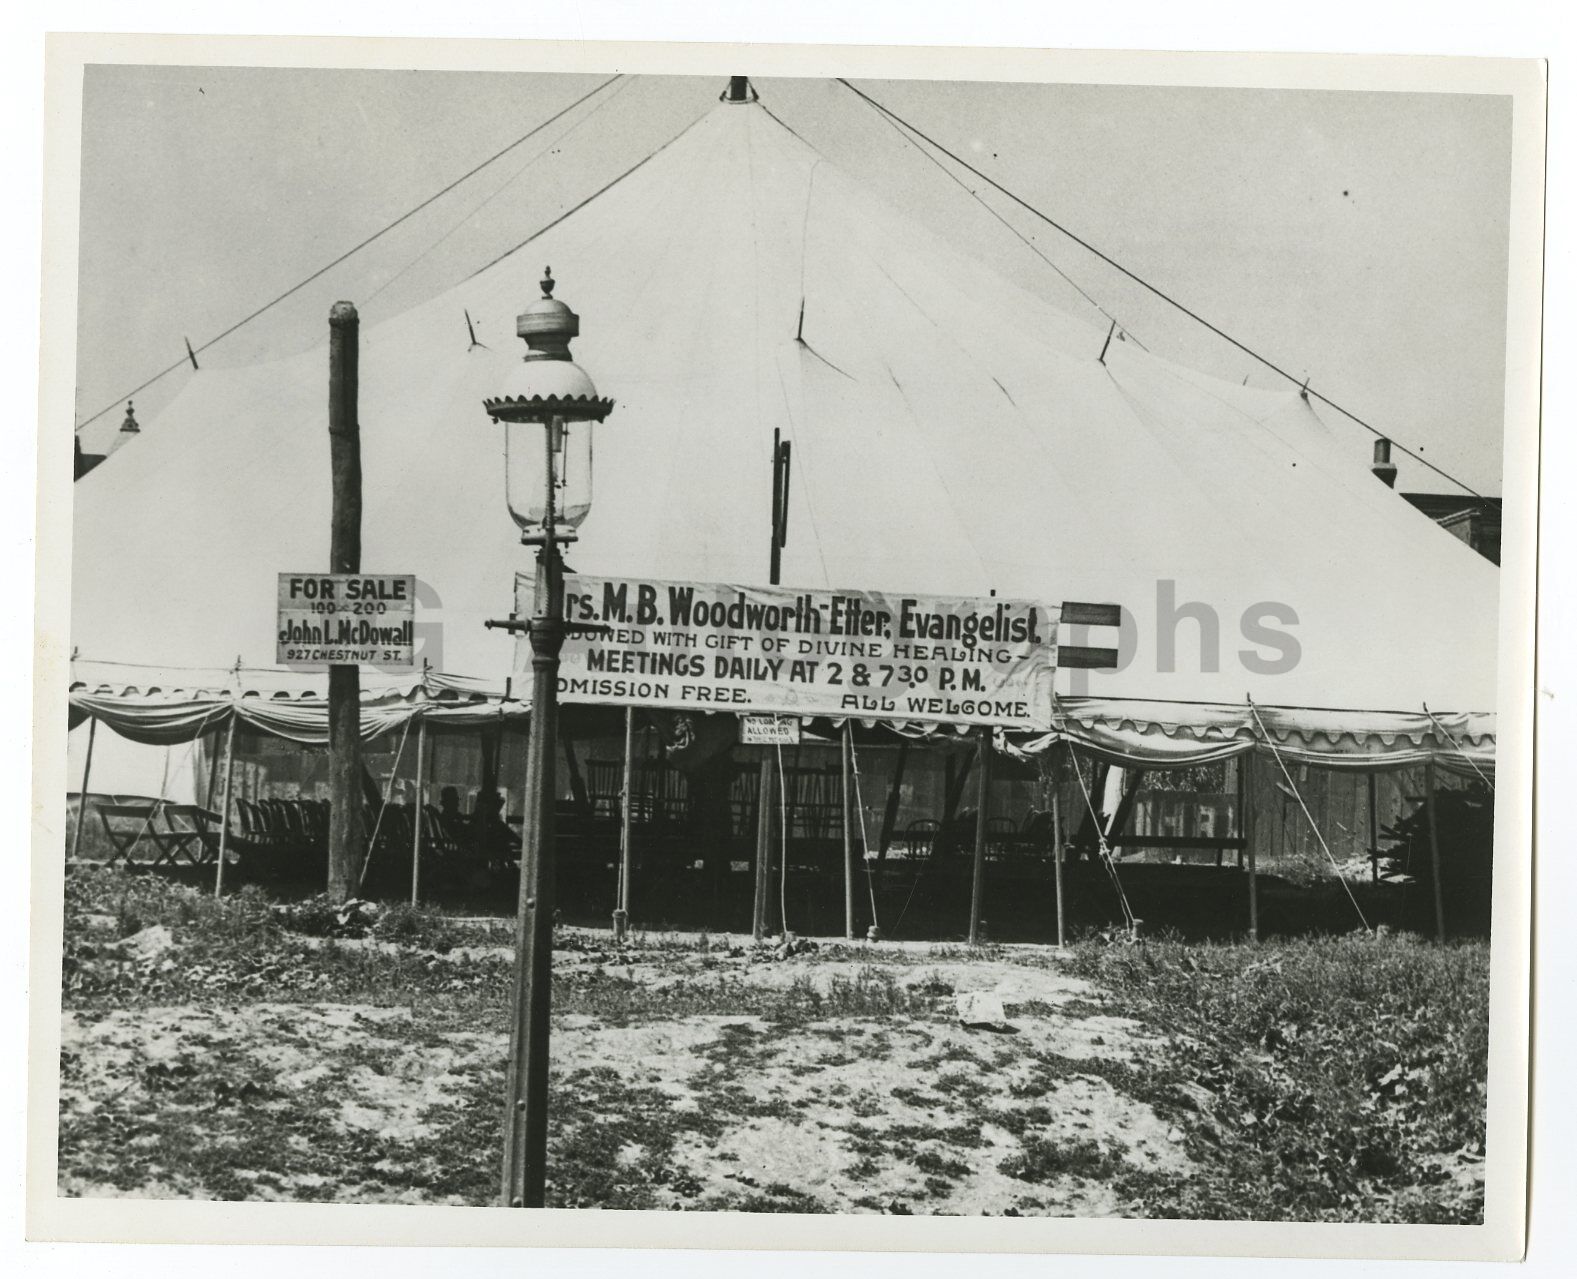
left=483, top=268, right=614, bottom=1209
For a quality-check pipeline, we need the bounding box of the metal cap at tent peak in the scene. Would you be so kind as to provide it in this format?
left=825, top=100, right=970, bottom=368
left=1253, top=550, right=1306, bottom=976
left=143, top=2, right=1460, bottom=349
left=1372, top=437, right=1398, bottom=488
left=484, top=268, right=614, bottom=424
left=119, top=400, right=140, bottom=433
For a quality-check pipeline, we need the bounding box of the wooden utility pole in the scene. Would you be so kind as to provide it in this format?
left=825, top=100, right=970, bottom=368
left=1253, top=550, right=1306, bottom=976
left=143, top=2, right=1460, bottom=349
left=327, top=301, right=364, bottom=901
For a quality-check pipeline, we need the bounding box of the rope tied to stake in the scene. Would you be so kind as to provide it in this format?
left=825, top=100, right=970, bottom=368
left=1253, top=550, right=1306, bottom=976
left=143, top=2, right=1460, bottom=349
left=1067, top=749, right=1140, bottom=937
left=357, top=714, right=415, bottom=889
left=1246, top=696, right=1373, bottom=935
left=1421, top=702, right=1495, bottom=790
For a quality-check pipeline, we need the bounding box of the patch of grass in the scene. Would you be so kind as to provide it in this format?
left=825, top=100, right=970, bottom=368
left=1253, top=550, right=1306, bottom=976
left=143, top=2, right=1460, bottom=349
left=933, top=1070, right=990, bottom=1100
left=557, top=967, right=930, bottom=1027
left=988, top=1102, right=1053, bottom=1137
left=722, top=1183, right=828, bottom=1213
left=889, top=1084, right=936, bottom=1109
left=888, top=1121, right=984, bottom=1151
left=1067, top=932, right=1489, bottom=1223
left=62, top=866, right=514, bottom=1012
left=999, top=1135, right=1125, bottom=1183
left=913, top=1149, right=971, bottom=1180
left=923, top=1041, right=980, bottom=1067
left=57, top=867, right=1489, bottom=1223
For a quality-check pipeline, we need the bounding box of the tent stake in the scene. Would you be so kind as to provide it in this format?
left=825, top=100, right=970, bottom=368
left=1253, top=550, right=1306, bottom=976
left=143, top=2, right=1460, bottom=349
left=70, top=717, right=98, bottom=865
left=842, top=722, right=855, bottom=940
left=614, top=706, right=634, bottom=940
left=1425, top=759, right=1446, bottom=942
left=213, top=717, right=237, bottom=897
left=410, top=719, right=428, bottom=907
left=968, top=732, right=991, bottom=945
left=1052, top=746, right=1066, bottom=949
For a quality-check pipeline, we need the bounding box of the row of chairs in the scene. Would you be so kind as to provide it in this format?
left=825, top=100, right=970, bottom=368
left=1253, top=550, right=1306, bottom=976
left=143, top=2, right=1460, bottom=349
left=234, top=797, right=329, bottom=856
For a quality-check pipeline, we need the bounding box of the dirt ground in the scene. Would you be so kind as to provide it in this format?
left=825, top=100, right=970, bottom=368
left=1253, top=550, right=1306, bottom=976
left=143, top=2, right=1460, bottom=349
left=58, top=931, right=1197, bottom=1213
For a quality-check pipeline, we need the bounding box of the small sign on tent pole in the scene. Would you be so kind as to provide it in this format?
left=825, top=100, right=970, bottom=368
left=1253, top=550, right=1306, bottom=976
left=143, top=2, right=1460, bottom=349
left=740, top=715, right=801, bottom=746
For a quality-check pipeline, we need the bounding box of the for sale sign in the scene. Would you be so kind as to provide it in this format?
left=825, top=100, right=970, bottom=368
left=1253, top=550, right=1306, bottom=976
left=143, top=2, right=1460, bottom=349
left=525, top=575, right=1058, bottom=729
left=277, top=573, right=416, bottom=668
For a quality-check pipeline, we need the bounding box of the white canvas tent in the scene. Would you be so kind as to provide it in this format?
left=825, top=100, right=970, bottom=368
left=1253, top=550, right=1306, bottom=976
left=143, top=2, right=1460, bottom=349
left=68, top=89, right=1498, bottom=782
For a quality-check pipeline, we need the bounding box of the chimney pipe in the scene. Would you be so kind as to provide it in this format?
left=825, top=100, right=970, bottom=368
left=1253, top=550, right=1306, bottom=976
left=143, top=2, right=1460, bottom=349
left=1372, top=437, right=1397, bottom=488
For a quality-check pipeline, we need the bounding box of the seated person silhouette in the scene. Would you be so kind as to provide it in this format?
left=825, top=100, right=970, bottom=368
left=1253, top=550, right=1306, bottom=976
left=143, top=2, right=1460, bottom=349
left=437, top=786, right=466, bottom=831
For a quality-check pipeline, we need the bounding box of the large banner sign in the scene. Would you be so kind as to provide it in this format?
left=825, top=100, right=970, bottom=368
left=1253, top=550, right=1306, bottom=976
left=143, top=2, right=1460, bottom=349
left=551, top=576, right=1058, bottom=729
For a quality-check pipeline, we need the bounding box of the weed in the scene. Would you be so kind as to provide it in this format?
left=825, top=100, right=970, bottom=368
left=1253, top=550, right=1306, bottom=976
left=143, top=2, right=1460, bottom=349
left=1000, top=1135, right=1125, bottom=1183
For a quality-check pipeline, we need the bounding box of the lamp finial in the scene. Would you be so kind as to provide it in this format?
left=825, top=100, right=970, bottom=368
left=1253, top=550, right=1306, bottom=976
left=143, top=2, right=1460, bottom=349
left=541, top=268, right=555, bottom=298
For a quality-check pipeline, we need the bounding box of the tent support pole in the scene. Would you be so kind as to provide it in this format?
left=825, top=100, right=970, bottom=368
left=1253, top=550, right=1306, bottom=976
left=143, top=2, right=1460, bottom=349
left=841, top=722, right=855, bottom=940
left=1052, top=746, right=1066, bottom=949
left=71, top=716, right=98, bottom=864
left=752, top=752, right=773, bottom=941
left=410, top=719, right=427, bottom=907
left=1426, top=759, right=1446, bottom=942
left=561, top=717, right=590, bottom=816
left=968, top=732, right=991, bottom=946
left=614, top=707, right=634, bottom=940
left=1241, top=749, right=1259, bottom=943
left=204, top=721, right=223, bottom=810
left=876, top=740, right=908, bottom=891
left=213, top=717, right=237, bottom=898
left=1367, top=771, right=1380, bottom=885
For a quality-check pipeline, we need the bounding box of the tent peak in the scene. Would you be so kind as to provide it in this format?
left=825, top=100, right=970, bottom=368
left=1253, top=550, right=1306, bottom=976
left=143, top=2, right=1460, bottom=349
left=721, top=76, right=757, bottom=105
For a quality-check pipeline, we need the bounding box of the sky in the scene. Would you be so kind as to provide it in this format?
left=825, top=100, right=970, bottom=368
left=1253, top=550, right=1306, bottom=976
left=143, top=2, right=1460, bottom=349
left=72, top=67, right=1513, bottom=494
